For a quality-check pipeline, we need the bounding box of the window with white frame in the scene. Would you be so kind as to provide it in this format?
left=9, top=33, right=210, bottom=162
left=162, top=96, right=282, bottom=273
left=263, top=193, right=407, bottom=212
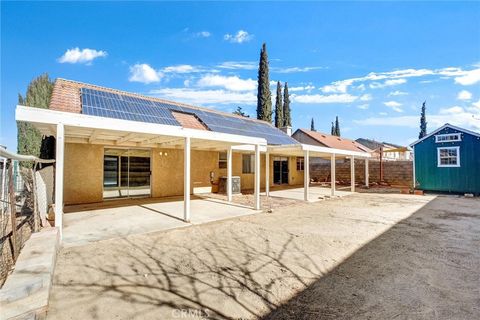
left=437, top=146, right=460, bottom=167
left=242, top=154, right=255, bottom=174
left=435, top=133, right=461, bottom=143
left=296, top=157, right=304, bottom=171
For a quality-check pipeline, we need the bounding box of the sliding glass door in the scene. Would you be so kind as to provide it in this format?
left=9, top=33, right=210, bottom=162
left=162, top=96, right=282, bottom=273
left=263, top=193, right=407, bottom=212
left=103, top=148, right=151, bottom=199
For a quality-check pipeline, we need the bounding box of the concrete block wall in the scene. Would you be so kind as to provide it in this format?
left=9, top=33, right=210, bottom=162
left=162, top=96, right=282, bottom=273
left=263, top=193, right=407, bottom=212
left=310, top=159, right=413, bottom=187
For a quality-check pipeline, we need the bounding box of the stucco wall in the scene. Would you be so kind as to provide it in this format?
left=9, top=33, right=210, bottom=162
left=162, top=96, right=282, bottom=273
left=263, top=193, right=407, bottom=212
left=151, top=148, right=219, bottom=197
left=64, top=143, right=103, bottom=205
left=63, top=145, right=306, bottom=204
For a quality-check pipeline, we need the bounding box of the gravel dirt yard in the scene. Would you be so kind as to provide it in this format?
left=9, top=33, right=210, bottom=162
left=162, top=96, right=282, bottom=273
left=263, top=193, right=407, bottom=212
left=47, top=193, right=480, bottom=320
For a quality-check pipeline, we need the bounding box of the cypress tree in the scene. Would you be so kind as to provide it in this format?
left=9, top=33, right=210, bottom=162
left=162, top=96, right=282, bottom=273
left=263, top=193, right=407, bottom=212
left=331, top=122, right=335, bottom=135
left=17, top=74, right=55, bottom=166
left=334, top=116, right=341, bottom=137
left=310, top=118, right=315, bottom=131
left=274, top=81, right=283, bottom=128
left=419, top=101, right=427, bottom=139
left=283, top=82, right=291, bottom=127
left=256, top=43, right=272, bottom=122
left=233, top=106, right=249, bottom=117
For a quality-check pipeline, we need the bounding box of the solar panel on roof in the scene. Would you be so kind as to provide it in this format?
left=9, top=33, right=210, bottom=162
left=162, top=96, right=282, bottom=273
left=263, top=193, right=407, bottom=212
left=80, top=87, right=298, bottom=145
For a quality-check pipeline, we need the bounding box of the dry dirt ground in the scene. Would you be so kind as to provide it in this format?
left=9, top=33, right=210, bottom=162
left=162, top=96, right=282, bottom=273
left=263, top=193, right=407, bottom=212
left=47, top=193, right=480, bottom=320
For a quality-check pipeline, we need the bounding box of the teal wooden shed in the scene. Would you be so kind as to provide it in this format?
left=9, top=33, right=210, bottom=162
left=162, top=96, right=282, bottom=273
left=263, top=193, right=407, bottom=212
left=410, top=123, right=480, bottom=194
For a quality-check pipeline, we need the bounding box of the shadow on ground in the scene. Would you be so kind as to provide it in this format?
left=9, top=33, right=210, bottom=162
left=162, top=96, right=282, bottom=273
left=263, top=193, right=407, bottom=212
left=48, top=195, right=480, bottom=319
left=263, top=196, right=480, bottom=319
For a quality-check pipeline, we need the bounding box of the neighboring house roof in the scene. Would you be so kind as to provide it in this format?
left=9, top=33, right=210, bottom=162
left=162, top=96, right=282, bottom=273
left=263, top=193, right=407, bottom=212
left=48, top=78, right=298, bottom=145
left=294, top=129, right=372, bottom=153
left=356, top=138, right=405, bottom=151
left=409, top=123, right=480, bottom=147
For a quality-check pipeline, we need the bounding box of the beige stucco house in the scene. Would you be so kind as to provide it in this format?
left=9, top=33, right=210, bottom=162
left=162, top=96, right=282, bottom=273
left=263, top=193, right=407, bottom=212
left=16, top=79, right=370, bottom=238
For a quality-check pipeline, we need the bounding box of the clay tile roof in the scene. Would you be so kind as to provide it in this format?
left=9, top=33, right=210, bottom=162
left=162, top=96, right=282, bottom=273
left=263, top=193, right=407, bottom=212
left=171, top=111, right=208, bottom=131
left=299, top=129, right=372, bottom=153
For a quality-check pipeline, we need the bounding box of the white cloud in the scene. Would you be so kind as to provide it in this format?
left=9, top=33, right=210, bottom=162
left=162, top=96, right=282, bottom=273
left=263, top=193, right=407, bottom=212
left=129, top=63, right=162, bottom=84
left=293, top=93, right=358, bottom=104
left=355, top=101, right=480, bottom=132
left=457, top=90, right=472, bottom=101
left=224, top=30, right=253, bottom=43
left=384, top=101, right=403, bottom=112
left=320, top=79, right=353, bottom=93
left=196, top=74, right=256, bottom=91
left=454, top=68, right=480, bottom=85
left=273, top=66, right=324, bottom=73
left=217, top=61, right=257, bottom=70
left=58, top=47, right=107, bottom=64
left=162, top=64, right=204, bottom=73
left=195, top=31, right=211, bottom=38
left=289, top=85, right=315, bottom=92
left=439, top=106, right=464, bottom=114
left=150, top=88, right=256, bottom=105
left=357, top=104, right=369, bottom=110
left=319, top=66, right=478, bottom=95
left=389, top=90, right=408, bottom=96
left=379, top=112, right=388, bottom=116
left=370, top=78, right=407, bottom=89
left=359, top=94, right=372, bottom=101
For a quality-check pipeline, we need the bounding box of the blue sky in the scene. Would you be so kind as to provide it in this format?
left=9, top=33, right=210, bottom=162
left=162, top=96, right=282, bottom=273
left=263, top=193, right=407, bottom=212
left=2, top=1, right=480, bottom=152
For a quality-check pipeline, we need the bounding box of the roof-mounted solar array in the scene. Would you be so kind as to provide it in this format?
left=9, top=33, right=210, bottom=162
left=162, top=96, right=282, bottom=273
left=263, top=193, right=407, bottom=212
left=80, top=87, right=298, bottom=145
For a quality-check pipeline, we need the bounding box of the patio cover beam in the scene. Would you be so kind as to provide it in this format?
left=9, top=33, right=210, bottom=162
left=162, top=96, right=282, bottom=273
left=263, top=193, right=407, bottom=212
left=331, top=153, right=336, bottom=196
left=184, top=137, right=191, bottom=222
left=365, top=158, right=369, bottom=187
left=351, top=155, right=356, bottom=192
left=265, top=151, right=270, bottom=197
left=55, top=123, right=65, bottom=238
left=304, top=149, right=310, bottom=201
left=227, top=147, right=233, bottom=202
left=16, top=106, right=267, bottom=147
left=254, top=144, right=261, bottom=210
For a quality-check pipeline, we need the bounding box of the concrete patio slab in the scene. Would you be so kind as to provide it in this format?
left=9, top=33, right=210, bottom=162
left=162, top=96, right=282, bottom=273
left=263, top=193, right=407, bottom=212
left=63, top=197, right=257, bottom=247
left=265, top=186, right=352, bottom=202
left=0, top=228, right=60, bottom=320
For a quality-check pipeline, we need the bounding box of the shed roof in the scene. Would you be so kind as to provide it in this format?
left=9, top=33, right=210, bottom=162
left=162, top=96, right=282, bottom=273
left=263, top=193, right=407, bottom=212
left=409, top=123, right=480, bottom=147
left=294, top=129, right=372, bottom=153
left=49, top=78, right=298, bottom=146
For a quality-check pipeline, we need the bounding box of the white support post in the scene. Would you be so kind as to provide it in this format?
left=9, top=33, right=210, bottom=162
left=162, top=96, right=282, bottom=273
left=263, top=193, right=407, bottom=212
left=54, top=123, right=65, bottom=238
left=351, top=155, right=355, bottom=192
left=184, top=137, right=191, bottom=222
left=331, top=153, right=336, bottom=196
left=365, top=158, right=369, bottom=187
left=254, top=144, right=261, bottom=210
left=265, top=152, right=270, bottom=197
left=304, top=150, right=310, bottom=201
left=227, top=147, right=232, bottom=202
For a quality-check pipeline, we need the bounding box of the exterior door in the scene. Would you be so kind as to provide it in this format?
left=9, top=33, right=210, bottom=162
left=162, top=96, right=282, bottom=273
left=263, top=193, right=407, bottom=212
left=273, top=157, right=289, bottom=185
left=103, top=148, right=151, bottom=199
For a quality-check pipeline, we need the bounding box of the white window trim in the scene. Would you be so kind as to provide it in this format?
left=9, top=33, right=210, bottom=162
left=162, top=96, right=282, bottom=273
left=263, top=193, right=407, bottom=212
left=435, top=133, right=461, bottom=143
left=242, top=154, right=255, bottom=174
left=437, top=146, right=460, bottom=167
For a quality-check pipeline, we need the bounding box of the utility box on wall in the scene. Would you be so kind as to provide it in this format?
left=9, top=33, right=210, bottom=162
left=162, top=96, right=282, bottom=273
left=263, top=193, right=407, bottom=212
left=218, top=176, right=241, bottom=194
